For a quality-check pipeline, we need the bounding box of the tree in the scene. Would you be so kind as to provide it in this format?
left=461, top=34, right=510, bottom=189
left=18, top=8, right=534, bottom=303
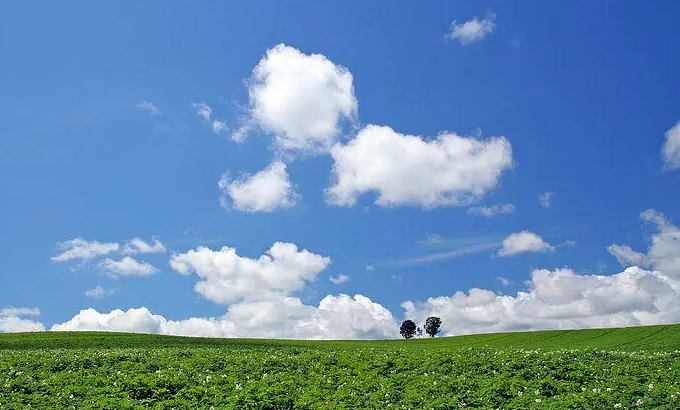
left=416, top=327, right=423, bottom=338
left=400, top=319, right=417, bottom=339
left=424, top=316, right=442, bottom=337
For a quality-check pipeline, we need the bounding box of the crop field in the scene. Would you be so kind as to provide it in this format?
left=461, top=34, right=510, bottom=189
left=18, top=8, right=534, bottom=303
left=1, top=325, right=680, bottom=409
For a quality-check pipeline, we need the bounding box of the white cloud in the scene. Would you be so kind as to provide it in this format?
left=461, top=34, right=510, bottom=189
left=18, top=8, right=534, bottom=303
left=52, top=294, right=397, bottom=340
left=51, top=238, right=120, bottom=262
left=403, top=266, right=680, bottom=335
left=136, top=101, right=161, bottom=116
left=123, top=237, right=165, bottom=254
left=663, top=119, right=680, bottom=170
left=538, top=192, right=554, bottom=208
left=85, top=286, right=117, bottom=298
left=0, top=307, right=45, bottom=333
left=169, top=242, right=331, bottom=304
left=609, top=209, right=680, bottom=279
left=498, top=231, right=554, bottom=256
left=192, top=102, right=228, bottom=135
left=0, top=307, right=40, bottom=317
left=219, top=161, right=299, bottom=213
left=100, top=256, right=158, bottom=277
left=329, top=274, right=349, bottom=284
left=327, top=125, right=513, bottom=207
left=468, top=203, right=515, bottom=217
left=365, top=264, right=375, bottom=272
left=419, top=233, right=445, bottom=246
left=392, top=242, right=500, bottom=266
left=496, top=276, right=511, bottom=287
left=243, top=44, right=357, bottom=153
left=445, top=14, right=496, bottom=45
left=608, top=244, right=647, bottom=268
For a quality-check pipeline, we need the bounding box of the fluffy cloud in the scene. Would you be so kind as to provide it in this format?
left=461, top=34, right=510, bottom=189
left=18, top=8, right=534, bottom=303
left=468, top=203, right=515, bottom=217
left=243, top=44, right=357, bottom=153
left=329, top=274, right=349, bottom=284
left=123, top=237, right=165, bottom=254
left=51, top=307, right=166, bottom=334
left=136, top=101, right=161, bottom=116
left=403, top=266, right=680, bottom=335
left=192, top=102, right=227, bottom=135
left=608, top=209, right=680, bottom=279
left=100, top=257, right=158, bottom=277
left=169, top=242, right=331, bottom=304
left=51, top=238, right=120, bottom=262
left=498, top=231, right=553, bottom=256
left=219, top=161, right=299, bottom=212
left=52, top=294, right=397, bottom=340
left=0, top=307, right=45, bottom=333
left=538, top=192, right=554, bottom=208
left=445, top=14, right=496, bottom=45
left=327, top=125, right=513, bottom=207
left=663, top=119, right=680, bottom=170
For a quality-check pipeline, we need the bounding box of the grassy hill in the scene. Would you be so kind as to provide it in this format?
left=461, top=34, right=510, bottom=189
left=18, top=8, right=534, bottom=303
left=1, top=323, right=680, bottom=350
left=2, top=324, right=680, bottom=409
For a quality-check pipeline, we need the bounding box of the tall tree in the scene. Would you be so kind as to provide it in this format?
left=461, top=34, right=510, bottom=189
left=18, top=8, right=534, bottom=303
left=424, top=316, right=442, bottom=337
left=400, top=319, right=417, bottom=339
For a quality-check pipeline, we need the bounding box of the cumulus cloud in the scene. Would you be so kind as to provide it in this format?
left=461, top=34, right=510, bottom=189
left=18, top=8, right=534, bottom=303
left=52, top=294, right=397, bottom=340
left=242, top=44, right=357, bottom=153
left=608, top=209, right=680, bottom=279
left=219, top=161, right=299, bottom=212
left=327, top=125, right=513, bottom=207
left=100, top=257, right=158, bottom=277
left=498, top=231, right=553, bottom=256
left=663, top=119, right=680, bottom=170
left=51, top=238, right=120, bottom=262
left=538, top=192, right=554, bottom=208
left=403, top=266, right=680, bottom=335
left=136, top=101, right=161, bottom=116
left=445, top=14, right=496, bottom=45
left=85, top=286, right=117, bottom=298
left=192, top=102, right=227, bottom=135
left=169, top=242, right=331, bottom=304
left=496, top=276, right=511, bottom=287
left=123, top=237, right=165, bottom=254
left=468, top=203, right=515, bottom=217
left=329, top=274, right=349, bottom=284
left=0, top=307, right=45, bottom=333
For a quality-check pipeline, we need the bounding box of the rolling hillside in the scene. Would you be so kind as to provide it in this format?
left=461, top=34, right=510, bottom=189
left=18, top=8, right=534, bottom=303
left=2, top=323, right=679, bottom=350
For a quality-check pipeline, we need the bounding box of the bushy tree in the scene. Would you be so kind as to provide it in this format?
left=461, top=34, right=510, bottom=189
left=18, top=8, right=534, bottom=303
left=400, top=319, right=417, bottom=339
left=416, top=327, right=423, bottom=338
left=424, top=316, right=442, bottom=337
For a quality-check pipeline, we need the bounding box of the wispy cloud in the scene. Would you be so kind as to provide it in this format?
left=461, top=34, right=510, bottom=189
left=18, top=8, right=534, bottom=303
left=136, top=101, right=161, bottom=116
left=329, top=274, right=349, bottom=284
left=85, top=286, right=117, bottom=298
left=468, top=203, right=515, bottom=217
left=445, top=14, right=496, bottom=45
left=191, top=102, right=227, bottom=135
left=388, top=241, right=501, bottom=267
left=538, top=192, right=554, bottom=208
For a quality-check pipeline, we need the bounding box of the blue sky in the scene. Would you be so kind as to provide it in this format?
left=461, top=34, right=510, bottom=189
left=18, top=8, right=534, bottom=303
left=1, top=1, right=680, bottom=338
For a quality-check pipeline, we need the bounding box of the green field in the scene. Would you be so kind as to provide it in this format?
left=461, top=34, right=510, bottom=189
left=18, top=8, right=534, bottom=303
left=1, top=325, right=680, bottom=409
